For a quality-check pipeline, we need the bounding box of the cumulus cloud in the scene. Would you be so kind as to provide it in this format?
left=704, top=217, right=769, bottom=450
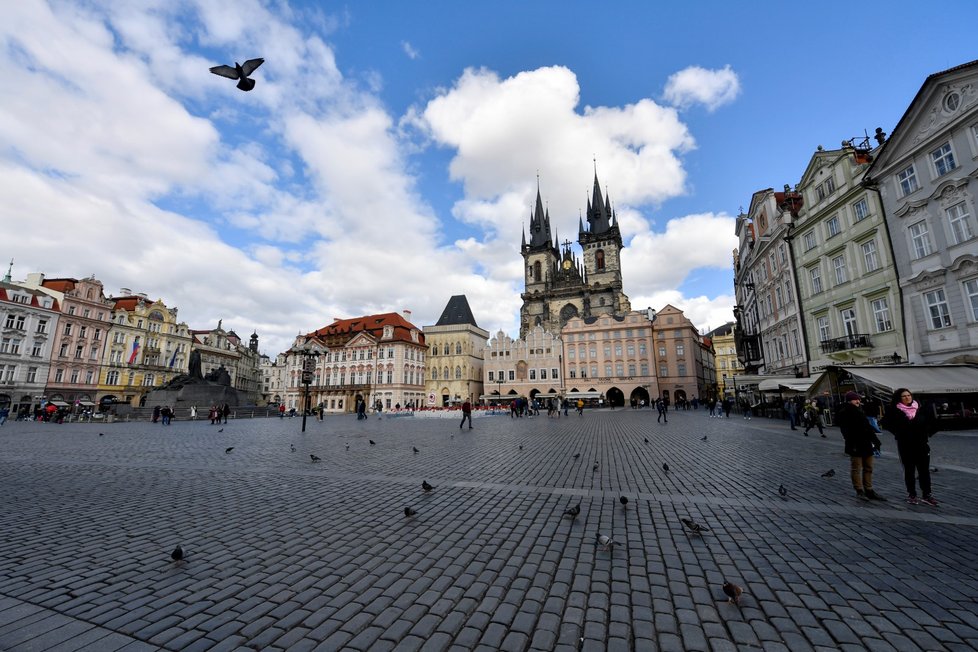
left=663, top=65, right=741, bottom=112
left=401, top=41, right=420, bottom=60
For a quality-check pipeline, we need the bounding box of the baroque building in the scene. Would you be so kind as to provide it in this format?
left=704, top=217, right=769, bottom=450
left=652, top=305, right=716, bottom=404
left=705, top=322, right=742, bottom=398
left=484, top=326, right=563, bottom=404
left=97, top=290, right=192, bottom=408
left=423, top=295, right=488, bottom=407
left=864, top=59, right=978, bottom=364
left=520, top=174, right=631, bottom=338
left=23, top=273, right=113, bottom=413
left=0, top=267, right=60, bottom=418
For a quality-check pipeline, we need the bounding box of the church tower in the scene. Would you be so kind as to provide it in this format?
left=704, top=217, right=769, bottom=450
left=519, top=172, right=630, bottom=338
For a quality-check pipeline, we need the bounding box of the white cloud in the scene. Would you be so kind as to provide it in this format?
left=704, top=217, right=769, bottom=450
left=663, top=65, right=741, bottom=112
left=401, top=41, right=420, bottom=60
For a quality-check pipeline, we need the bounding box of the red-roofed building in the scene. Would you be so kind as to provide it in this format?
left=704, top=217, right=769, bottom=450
left=279, top=310, right=426, bottom=414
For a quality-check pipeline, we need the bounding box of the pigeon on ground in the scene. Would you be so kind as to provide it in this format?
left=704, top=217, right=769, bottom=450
left=821, top=469, right=835, bottom=478
left=404, top=506, right=417, bottom=517
left=930, top=467, right=939, bottom=473
left=519, top=445, right=523, bottom=451
left=778, top=484, right=788, bottom=497
left=310, top=454, right=321, bottom=463
left=413, top=446, right=419, bottom=454
left=170, top=545, right=184, bottom=562
left=619, top=496, right=629, bottom=508
left=224, top=447, right=234, bottom=454
left=209, top=58, right=265, bottom=91
left=644, top=437, right=649, bottom=444
left=369, top=440, right=376, bottom=446
left=662, top=462, right=670, bottom=473
left=573, top=453, right=581, bottom=459
left=681, top=518, right=709, bottom=535
left=218, top=428, right=224, bottom=433
left=701, top=435, right=708, bottom=441
left=290, top=444, right=296, bottom=452
left=596, top=533, right=615, bottom=551
left=422, top=480, right=434, bottom=492
left=722, top=582, right=744, bottom=604
left=593, top=461, right=599, bottom=471
left=563, top=503, right=581, bottom=519
left=345, top=444, right=350, bottom=451
left=99, top=432, right=104, bottom=437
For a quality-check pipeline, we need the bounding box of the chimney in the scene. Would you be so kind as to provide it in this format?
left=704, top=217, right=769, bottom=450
left=402, top=309, right=412, bottom=323
left=120, top=288, right=131, bottom=295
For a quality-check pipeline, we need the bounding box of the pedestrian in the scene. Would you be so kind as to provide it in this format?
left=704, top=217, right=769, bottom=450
left=723, top=398, right=732, bottom=418
left=655, top=398, right=668, bottom=423
left=785, top=398, right=798, bottom=430
left=742, top=399, right=752, bottom=420
left=803, top=400, right=825, bottom=437
left=836, top=391, right=884, bottom=501
left=279, top=403, right=286, bottom=419
left=190, top=405, right=197, bottom=420
left=152, top=405, right=161, bottom=423
left=222, top=403, right=230, bottom=424
left=576, top=398, right=584, bottom=416
left=160, top=405, right=172, bottom=426
left=209, top=405, right=218, bottom=425
left=0, top=406, right=8, bottom=426
left=459, top=398, right=473, bottom=429
left=882, top=388, right=939, bottom=506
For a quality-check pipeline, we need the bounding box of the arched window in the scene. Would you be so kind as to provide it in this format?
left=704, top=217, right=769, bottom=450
left=431, top=345, right=437, bottom=356
left=443, top=366, right=449, bottom=379
left=455, top=342, right=462, bottom=354
left=432, top=368, right=438, bottom=380
left=533, top=260, right=542, bottom=281
left=443, top=344, right=449, bottom=355
left=596, top=249, right=605, bottom=271
left=455, top=366, right=462, bottom=379
left=106, top=370, right=119, bottom=385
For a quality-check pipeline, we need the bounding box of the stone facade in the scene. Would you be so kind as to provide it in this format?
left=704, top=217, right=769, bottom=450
left=484, top=326, right=563, bottom=404
left=520, top=175, right=630, bottom=338
left=865, top=60, right=978, bottom=364
left=424, top=296, right=488, bottom=407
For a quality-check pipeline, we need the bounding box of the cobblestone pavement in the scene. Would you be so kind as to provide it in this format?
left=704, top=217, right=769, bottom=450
left=1, top=408, right=976, bottom=651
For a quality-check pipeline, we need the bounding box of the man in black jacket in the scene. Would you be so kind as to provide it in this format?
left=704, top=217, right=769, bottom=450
left=836, top=391, right=884, bottom=501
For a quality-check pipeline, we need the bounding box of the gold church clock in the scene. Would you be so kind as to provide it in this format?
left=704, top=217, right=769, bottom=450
left=562, top=259, right=572, bottom=270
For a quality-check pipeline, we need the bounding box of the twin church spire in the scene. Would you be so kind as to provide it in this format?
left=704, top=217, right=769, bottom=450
left=523, top=172, right=618, bottom=251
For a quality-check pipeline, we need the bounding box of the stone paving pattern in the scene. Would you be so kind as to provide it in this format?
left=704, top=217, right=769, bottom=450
left=1, top=408, right=977, bottom=651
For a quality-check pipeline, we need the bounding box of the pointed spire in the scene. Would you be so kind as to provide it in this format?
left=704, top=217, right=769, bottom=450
left=2, top=259, right=11, bottom=284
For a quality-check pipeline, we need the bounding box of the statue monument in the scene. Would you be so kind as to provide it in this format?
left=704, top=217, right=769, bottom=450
left=144, top=350, right=244, bottom=409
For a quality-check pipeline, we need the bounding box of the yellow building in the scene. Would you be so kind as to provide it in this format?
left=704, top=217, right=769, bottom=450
left=96, top=291, right=191, bottom=408
left=424, top=296, right=488, bottom=407
left=708, top=322, right=742, bottom=398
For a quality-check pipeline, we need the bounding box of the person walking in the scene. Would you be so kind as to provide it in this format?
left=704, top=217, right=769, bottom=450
left=221, top=403, right=230, bottom=424
left=655, top=398, right=668, bottom=424
left=190, top=405, right=197, bottom=420
left=803, top=400, right=825, bottom=437
left=785, top=398, right=798, bottom=430
left=0, top=406, right=8, bottom=426
left=883, top=387, right=939, bottom=506
left=459, top=399, right=473, bottom=429
left=836, top=391, right=884, bottom=501
left=576, top=398, right=584, bottom=416
left=152, top=405, right=161, bottom=423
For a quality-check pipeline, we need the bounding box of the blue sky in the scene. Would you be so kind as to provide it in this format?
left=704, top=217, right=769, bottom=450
left=2, top=1, right=977, bottom=356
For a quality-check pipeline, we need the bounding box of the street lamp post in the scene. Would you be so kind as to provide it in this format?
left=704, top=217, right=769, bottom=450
left=291, top=339, right=324, bottom=433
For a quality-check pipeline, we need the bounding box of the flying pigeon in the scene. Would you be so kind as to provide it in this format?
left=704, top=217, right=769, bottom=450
left=290, top=444, right=296, bottom=452
left=596, top=533, right=615, bottom=551
left=722, top=582, right=744, bottom=604
left=369, top=440, right=376, bottom=446
left=404, top=506, right=417, bottom=517
left=619, top=496, right=629, bottom=508
left=821, top=469, right=835, bottom=478
left=413, top=446, right=419, bottom=454
left=681, top=518, right=709, bottom=535
left=563, top=503, right=581, bottom=519
left=421, top=480, right=434, bottom=492
left=778, top=484, right=788, bottom=497
left=209, top=58, right=265, bottom=92
left=170, top=545, right=184, bottom=562
left=662, top=462, right=670, bottom=473
left=224, top=447, right=234, bottom=454
left=310, top=454, right=321, bottom=463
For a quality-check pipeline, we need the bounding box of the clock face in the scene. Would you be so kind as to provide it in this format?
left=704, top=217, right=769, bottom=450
left=562, top=259, right=572, bottom=270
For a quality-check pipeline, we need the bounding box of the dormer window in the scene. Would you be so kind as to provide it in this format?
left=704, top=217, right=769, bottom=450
left=410, top=330, right=419, bottom=342
left=383, top=325, right=393, bottom=339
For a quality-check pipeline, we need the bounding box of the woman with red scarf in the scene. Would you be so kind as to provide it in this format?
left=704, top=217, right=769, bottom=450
left=883, top=387, right=938, bottom=505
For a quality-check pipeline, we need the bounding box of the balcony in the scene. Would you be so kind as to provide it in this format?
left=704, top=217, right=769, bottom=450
left=819, top=334, right=873, bottom=355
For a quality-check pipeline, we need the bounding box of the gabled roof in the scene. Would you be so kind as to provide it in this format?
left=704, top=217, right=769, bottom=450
left=435, top=295, right=479, bottom=327
left=866, top=58, right=978, bottom=178
left=307, top=312, right=424, bottom=346
left=0, top=282, right=61, bottom=311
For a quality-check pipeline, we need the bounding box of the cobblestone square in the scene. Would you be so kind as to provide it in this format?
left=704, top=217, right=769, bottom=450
left=1, top=409, right=977, bottom=651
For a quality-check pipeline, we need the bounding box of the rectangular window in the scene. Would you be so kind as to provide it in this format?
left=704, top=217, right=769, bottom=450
left=55, top=368, right=64, bottom=383
left=658, top=346, right=666, bottom=357
left=677, top=363, right=687, bottom=376
left=924, top=288, right=952, bottom=329
left=26, top=367, right=37, bottom=383
left=947, top=202, right=975, bottom=245
left=552, top=368, right=559, bottom=379
left=810, top=267, right=823, bottom=294
left=909, top=221, right=933, bottom=258
left=840, top=308, right=857, bottom=336
left=965, top=279, right=978, bottom=321
left=898, top=165, right=919, bottom=196
left=487, top=371, right=494, bottom=381
left=659, top=363, right=668, bottom=376
left=638, top=343, right=646, bottom=355
left=779, top=243, right=788, bottom=265
left=826, top=215, right=841, bottom=238
left=803, top=231, right=817, bottom=251
left=833, top=255, right=848, bottom=284
left=640, top=363, right=649, bottom=376
left=567, top=348, right=575, bottom=359
left=508, top=370, right=515, bottom=381
left=861, top=240, right=880, bottom=272
left=852, top=198, right=870, bottom=221
left=529, top=369, right=536, bottom=380
left=70, top=370, right=80, bottom=384
left=628, top=363, right=636, bottom=375
left=614, top=344, right=622, bottom=356
left=931, top=142, right=956, bottom=176
left=676, top=344, right=684, bottom=356
left=871, top=297, right=892, bottom=332
left=817, top=316, right=830, bottom=342
left=63, top=323, right=72, bottom=336
left=604, top=364, right=612, bottom=377
left=31, top=344, right=42, bottom=357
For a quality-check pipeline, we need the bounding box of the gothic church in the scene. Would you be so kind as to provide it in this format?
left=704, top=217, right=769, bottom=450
left=519, top=173, right=631, bottom=337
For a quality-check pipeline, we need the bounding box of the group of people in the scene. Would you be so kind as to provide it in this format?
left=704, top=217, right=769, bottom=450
left=151, top=405, right=174, bottom=425
left=836, top=388, right=939, bottom=506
